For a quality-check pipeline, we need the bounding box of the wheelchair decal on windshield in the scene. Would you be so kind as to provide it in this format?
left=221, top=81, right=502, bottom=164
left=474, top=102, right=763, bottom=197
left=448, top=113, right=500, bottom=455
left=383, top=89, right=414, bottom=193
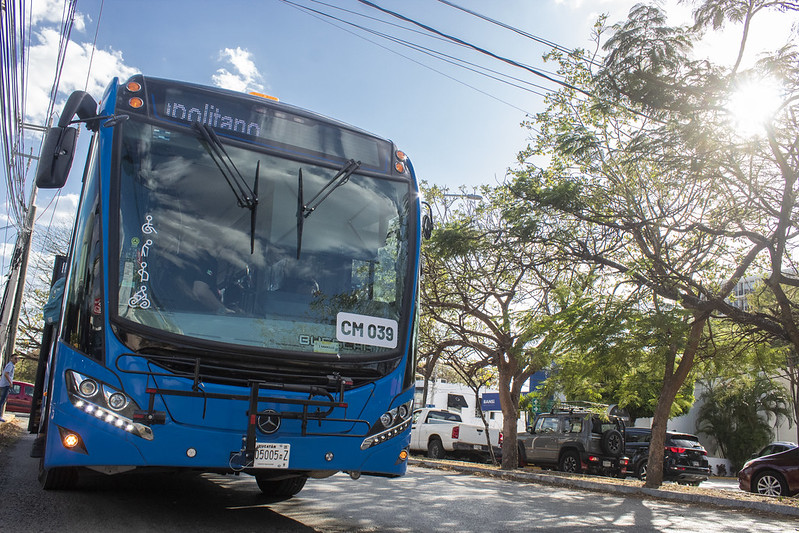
left=128, top=213, right=157, bottom=310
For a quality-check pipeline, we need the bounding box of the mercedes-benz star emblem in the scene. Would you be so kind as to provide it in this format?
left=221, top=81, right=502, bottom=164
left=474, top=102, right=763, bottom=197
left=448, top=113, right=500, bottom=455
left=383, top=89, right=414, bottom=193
left=257, top=409, right=281, bottom=434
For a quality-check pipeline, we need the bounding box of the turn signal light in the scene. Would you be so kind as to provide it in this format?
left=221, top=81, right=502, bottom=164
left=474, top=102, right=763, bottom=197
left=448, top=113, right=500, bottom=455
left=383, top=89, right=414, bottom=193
left=398, top=449, right=408, bottom=461
left=63, top=433, right=80, bottom=448
left=129, top=97, right=144, bottom=109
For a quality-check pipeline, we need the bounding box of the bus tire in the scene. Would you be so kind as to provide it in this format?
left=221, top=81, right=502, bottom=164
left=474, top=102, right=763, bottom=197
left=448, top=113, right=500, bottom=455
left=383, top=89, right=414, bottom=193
left=255, top=475, right=307, bottom=497
left=38, top=458, right=78, bottom=490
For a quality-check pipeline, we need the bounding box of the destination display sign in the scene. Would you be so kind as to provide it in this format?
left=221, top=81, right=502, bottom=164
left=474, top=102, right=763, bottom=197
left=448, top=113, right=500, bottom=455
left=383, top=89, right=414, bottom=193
left=124, top=76, right=390, bottom=172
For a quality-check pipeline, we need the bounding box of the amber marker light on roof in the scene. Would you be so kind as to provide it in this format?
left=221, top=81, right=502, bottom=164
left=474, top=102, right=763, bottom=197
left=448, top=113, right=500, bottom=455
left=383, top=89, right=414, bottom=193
left=129, top=97, right=144, bottom=109
left=250, top=91, right=280, bottom=102
left=126, top=81, right=142, bottom=92
left=395, top=150, right=407, bottom=161
left=395, top=162, right=405, bottom=173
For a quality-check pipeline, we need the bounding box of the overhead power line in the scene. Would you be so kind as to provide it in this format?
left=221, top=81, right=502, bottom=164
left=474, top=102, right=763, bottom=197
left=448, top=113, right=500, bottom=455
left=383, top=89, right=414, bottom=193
left=284, top=0, right=554, bottom=97
left=278, top=0, right=539, bottom=115
left=355, top=0, right=592, bottom=98
left=434, top=0, right=601, bottom=67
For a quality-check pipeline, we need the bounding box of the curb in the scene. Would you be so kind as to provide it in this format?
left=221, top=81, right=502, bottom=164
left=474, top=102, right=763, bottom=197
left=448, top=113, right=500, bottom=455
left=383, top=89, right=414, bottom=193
left=409, top=458, right=799, bottom=518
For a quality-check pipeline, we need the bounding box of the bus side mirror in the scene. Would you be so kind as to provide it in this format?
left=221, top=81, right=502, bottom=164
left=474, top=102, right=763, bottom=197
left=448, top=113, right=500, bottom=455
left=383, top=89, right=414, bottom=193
left=421, top=201, right=433, bottom=240
left=35, top=126, right=78, bottom=189
left=36, top=90, right=99, bottom=189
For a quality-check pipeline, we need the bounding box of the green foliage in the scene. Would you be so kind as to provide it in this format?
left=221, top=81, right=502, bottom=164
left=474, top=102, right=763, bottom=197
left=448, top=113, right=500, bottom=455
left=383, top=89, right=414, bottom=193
left=508, top=0, right=799, bottom=486
left=538, top=297, right=698, bottom=422
left=14, top=356, right=37, bottom=384
left=696, top=376, right=792, bottom=471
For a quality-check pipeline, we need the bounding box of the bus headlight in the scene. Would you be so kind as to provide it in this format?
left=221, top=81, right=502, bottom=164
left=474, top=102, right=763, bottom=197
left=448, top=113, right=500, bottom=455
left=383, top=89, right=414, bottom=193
left=65, top=370, right=152, bottom=440
left=361, top=399, right=413, bottom=450
left=380, top=411, right=394, bottom=428
left=106, top=391, right=128, bottom=411
left=75, top=375, right=99, bottom=398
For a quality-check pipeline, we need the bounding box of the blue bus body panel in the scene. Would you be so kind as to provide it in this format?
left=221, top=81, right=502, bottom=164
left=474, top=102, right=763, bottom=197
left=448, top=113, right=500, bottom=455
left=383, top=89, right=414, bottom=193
left=44, top=341, right=412, bottom=476
left=43, top=76, right=420, bottom=480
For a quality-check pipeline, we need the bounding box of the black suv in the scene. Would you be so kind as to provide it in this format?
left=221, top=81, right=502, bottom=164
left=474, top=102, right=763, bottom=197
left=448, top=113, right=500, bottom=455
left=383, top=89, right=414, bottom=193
left=625, top=427, right=710, bottom=485
left=518, top=407, right=628, bottom=477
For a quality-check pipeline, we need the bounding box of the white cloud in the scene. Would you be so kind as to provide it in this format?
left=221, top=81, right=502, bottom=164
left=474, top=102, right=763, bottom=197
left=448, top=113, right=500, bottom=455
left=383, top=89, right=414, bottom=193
left=0, top=241, right=17, bottom=274
left=30, top=0, right=87, bottom=32
left=25, top=27, right=138, bottom=127
left=34, top=192, right=79, bottom=229
left=212, top=47, right=265, bottom=93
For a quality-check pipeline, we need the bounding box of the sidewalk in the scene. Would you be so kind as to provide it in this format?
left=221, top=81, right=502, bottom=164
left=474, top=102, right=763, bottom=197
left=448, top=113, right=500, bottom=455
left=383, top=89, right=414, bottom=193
left=409, top=457, right=799, bottom=518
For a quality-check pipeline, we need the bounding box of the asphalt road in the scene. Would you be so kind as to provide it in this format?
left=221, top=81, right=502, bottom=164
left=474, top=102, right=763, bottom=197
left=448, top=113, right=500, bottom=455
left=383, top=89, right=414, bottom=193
left=1, top=424, right=797, bottom=533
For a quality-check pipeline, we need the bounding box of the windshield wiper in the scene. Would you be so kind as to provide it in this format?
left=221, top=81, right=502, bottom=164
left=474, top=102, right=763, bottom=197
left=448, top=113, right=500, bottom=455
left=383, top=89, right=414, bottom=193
left=301, top=159, right=361, bottom=219
left=295, top=159, right=361, bottom=259
left=192, top=122, right=260, bottom=253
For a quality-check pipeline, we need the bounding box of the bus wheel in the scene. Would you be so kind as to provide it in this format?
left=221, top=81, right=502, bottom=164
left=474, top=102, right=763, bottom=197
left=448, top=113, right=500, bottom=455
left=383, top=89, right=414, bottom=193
left=38, top=458, right=78, bottom=490
left=255, top=475, right=307, bottom=498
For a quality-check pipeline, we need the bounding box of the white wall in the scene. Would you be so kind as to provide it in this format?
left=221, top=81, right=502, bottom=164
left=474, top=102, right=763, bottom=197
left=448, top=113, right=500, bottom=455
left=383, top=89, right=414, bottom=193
left=633, top=378, right=797, bottom=475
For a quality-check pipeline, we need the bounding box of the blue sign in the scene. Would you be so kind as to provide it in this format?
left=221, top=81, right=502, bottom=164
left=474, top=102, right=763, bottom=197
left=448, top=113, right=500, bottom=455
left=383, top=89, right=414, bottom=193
left=481, top=393, right=500, bottom=411
left=528, top=370, right=548, bottom=393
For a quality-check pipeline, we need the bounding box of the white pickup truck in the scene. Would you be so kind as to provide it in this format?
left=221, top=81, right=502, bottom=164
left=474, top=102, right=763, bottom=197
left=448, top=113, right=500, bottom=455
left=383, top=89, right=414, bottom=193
left=410, top=408, right=502, bottom=461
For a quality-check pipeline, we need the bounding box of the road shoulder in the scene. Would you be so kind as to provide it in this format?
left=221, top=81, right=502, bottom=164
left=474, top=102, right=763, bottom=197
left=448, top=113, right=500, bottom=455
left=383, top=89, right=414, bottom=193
left=409, top=457, right=799, bottom=518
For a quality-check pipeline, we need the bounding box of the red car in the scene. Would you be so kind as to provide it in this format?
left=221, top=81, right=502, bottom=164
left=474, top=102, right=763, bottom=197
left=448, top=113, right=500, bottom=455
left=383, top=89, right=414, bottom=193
left=738, top=445, right=799, bottom=497
left=4, top=380, right=33, bottom=414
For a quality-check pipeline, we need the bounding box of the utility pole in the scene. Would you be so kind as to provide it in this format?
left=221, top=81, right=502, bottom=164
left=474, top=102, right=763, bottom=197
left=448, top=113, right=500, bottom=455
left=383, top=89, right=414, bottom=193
left=0, top=185, right=37, bottom=366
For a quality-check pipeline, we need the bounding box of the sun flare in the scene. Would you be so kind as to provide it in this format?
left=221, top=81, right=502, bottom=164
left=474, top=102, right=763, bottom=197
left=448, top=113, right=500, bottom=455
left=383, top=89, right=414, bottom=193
left=727, top=78, right=783, bottom=137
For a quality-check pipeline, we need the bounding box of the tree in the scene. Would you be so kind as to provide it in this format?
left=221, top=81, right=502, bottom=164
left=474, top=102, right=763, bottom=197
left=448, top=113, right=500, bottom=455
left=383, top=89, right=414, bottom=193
left=509, top=0, right=799, bottom=487
left=12, top=223, right=71, bottom=383
left=442, top=350, right=500, bottom=464
left=421, top=184, right=592, bottom=469
left=541, top=296, right=699, bottom=425
left=696, top=376, right=792, bottom=470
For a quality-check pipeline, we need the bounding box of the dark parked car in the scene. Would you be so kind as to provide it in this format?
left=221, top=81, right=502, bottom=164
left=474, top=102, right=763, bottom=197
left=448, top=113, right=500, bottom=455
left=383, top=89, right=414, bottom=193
left=625, top=427, right=710, bottom=485
left=751, top=441, right=798, bottom=459
left=739, top=446, right=799, bottom=497
left=5, top=381, right=34, bottom=413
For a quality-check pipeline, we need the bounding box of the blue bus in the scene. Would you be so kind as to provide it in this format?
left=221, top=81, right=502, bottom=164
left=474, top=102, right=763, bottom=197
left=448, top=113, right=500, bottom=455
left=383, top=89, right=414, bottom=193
left=31, top=75, right=427, bottom=496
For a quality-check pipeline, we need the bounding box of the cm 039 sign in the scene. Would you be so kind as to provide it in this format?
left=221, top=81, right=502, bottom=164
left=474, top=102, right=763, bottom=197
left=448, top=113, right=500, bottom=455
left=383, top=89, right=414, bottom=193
left=336, top=312, right=398, bottom=349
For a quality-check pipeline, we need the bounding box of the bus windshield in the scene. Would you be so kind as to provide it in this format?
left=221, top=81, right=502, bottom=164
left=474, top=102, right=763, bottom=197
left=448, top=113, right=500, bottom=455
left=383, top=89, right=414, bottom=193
left=114, top=119, right=411, bottom=357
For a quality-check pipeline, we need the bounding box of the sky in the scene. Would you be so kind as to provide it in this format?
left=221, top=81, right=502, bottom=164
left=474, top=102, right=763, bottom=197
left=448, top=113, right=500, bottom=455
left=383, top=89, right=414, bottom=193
left=3, top=0, right=798, bottom=279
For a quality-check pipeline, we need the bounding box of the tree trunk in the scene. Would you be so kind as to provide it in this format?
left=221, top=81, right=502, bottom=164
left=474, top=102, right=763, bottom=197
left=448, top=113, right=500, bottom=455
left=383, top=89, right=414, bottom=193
left=497, top=370, right=519, bottom=470
left=644, top=313, right=707, bottom=488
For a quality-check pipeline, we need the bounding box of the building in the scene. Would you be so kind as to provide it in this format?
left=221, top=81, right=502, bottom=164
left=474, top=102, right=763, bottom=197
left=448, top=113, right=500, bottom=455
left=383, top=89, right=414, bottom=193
left=414, top=378, right=528, bottom=431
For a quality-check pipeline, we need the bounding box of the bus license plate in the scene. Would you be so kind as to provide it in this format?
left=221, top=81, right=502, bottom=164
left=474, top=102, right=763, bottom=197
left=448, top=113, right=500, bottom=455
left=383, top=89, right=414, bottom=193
left=254, top=443, right=290, bottom=468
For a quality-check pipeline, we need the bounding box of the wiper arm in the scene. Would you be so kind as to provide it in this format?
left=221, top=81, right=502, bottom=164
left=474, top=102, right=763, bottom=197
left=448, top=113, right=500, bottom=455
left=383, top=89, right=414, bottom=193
left=192, top=122, right=259, bottom=253
left=296, top=159, right=361, bottom=259
left=302, top=159, right=361, bottom=219
left=297, top=167, right=304, bottom=259
left=251, top=161, right=260, bottom=254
